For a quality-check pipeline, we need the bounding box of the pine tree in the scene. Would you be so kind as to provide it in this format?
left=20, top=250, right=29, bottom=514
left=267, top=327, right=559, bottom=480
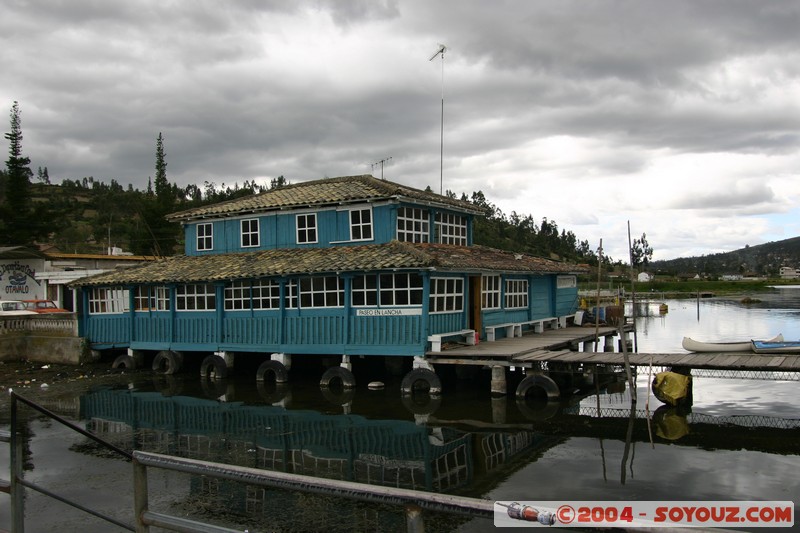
left=139, top=132, right=180, bottom=256
left=2, top=101, right=35, bottom=245
left=154, top=132, right=170, bottom=210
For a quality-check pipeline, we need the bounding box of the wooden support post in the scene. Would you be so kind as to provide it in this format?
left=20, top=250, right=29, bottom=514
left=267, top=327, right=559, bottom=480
left=618, top=325, right=635, bottom=404
left=491, top=396, right=507, bottom=424
left=604, top=335, right=615, bottom=352
left=490, top=365, right=507, bottom=396
left=128, top=348, right=145, bottom=367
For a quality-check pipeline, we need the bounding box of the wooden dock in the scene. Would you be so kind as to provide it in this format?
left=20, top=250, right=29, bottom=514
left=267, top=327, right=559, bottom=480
left=426, top=326, right=800, bottom=372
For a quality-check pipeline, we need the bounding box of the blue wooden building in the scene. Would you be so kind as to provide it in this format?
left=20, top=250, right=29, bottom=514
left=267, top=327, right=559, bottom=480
left=73, top=175, right=584, bottom=389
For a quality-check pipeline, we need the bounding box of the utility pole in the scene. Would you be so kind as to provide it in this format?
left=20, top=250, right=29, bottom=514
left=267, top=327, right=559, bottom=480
left=429, top=44, right=447, bottom=194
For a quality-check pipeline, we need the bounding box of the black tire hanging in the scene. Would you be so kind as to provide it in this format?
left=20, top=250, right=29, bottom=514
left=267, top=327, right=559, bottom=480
left=516, top=374, right=561, bottom=421
left=257, top=381, right=290, bottom=404
left=319, top=366, right=356, bottom=389
left=152, top=350, right=182, bottom=375
left=516, top=396, right=560, bottom=421
left=321, top=386, right=356, bottom=406
left=152, top=375, right=182, bottom=397
left=401, top=392, right=442, bottom=416
left=515, top=374, right=560, bottom=400
left=201, top=377, right=232, bottom=400
left=256, top=360, right=289, bottom=383
left=400, top=368, right=442, bottom=395
left=111, top=354, right=136, bottom=370
left=199, top=355, right=228, bottom=380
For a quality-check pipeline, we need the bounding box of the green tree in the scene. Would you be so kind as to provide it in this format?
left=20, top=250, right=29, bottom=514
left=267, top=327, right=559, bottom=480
left=2, top=101, right=35, bottom=245
left=631, top=232, right=654, bottom=270
left=154, top=132, right=170, bottom=209
left=270, top=175, right=287, bottom=189
left=146, top=132, right=182, bottom=255
left=36, top=166, right=50, bottom=184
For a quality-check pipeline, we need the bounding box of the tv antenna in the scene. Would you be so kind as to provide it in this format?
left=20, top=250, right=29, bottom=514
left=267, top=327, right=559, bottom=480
left=429, top=43, right=447, bottom=194
left=371, top=157, right=393, bottom=180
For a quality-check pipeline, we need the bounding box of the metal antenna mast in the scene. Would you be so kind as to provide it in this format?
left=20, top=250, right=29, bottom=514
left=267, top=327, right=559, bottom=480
left=429, top=44, right=447, bottom=194
left=370, top=157, right=392, bottom=180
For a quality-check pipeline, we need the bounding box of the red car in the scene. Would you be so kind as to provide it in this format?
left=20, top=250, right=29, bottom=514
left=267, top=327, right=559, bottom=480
left=22, top=299, right=70, bottom=313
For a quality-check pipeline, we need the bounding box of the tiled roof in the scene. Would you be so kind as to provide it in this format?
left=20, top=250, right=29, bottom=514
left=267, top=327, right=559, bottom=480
left=71, top=242, right=585, bottom=287
left=166, top=175, right=485, bottom=222
left=45, top=252, right=156, bottom=261
left=0, top=246, right=46, bottom=259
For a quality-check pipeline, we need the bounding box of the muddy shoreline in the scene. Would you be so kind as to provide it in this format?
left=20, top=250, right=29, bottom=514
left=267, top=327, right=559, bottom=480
left=0, top=359, right=144, bottom=415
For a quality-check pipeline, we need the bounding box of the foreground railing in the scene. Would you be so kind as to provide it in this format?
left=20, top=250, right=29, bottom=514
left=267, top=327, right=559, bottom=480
left=2, top=393, right=746, bottom=533
left=2, top=392, right=134, bottom=532
left=133, top=451, right=494, bottom=533
left=1, top=392, right=494, bottom=533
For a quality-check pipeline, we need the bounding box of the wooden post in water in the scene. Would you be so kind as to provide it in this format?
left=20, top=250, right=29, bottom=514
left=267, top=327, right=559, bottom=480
left=594, top=239, right=603, bottom=351
left=623, top=222, right=636, bottom=402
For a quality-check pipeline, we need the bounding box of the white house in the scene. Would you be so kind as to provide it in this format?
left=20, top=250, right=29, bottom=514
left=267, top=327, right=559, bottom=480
left=637, top=272, right=654, bottom=282
left=1, top=246, right=154, bottom=311
left=779, top=266, right=800, bottom=279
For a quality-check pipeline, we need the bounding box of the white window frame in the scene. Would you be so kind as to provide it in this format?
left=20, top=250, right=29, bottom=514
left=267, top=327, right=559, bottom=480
left=252, top=280, right=281, bottom=310
left=379, top=273, right=423, bottom=307
left=299, top=276, right=344, bottom=308
left=154, top=286, right=170, bottom=311
left=505, top=279, right=529, bottom=309
left=176, top=284, right=216, bottom=311
left=349, top=208, right=373, bottom=241
left=435, top=213, right=467, bottom=245
left=397, top=207, right=430, bottom=243
left=240, top=218, right=260, bottom=248
left=352, top=274, right=378, bottom=307
left=429, top=277, right=464, bottom=314
left=296, top=213, right=318, bottom=244
left=89, top=287, right=130, bottom=315
left=482, top=275, right=501, bottom=310
left=197, top=223, right=213, bottom=251
left=134, top=286, right=170, bottom=311
left=557, top=275, right=577, bottom=289
left=285, top=280, right=298, bottom=309
left=224, top=281, right=250, bottom=311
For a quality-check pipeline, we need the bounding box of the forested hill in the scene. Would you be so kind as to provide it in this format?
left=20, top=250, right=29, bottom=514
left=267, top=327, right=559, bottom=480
left=10, top=177, right=601, bottom=266
left=651, top=236, right=800, bottom=277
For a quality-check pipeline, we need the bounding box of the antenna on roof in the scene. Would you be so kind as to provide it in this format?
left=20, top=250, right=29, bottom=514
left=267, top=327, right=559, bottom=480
left=429, top=43, right=447, bottom=194
left=370, top=157, right=392, bottom=180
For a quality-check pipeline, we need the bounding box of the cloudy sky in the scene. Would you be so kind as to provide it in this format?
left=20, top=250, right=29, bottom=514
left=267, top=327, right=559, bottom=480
left=3, top=1, right=799, bottom=261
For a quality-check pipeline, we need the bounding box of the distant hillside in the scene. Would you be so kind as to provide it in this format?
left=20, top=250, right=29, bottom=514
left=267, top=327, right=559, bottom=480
left=651, top=236, right=800, bottom=277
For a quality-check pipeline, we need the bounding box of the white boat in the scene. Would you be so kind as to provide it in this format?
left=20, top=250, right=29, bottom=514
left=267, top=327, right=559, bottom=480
left=681, top=334, right=783, bottom=353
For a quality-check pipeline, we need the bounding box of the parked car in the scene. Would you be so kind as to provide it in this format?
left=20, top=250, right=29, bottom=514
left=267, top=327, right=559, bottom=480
left=0, top=300, right=37, bottom=316
left=22, top=299, right=70, bottom=313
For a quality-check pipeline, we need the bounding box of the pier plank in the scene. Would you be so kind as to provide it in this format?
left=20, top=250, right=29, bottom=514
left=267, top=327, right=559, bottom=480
left=765, top=357, right=786, bottom=367
left=423, top=325, right=800, bottom=376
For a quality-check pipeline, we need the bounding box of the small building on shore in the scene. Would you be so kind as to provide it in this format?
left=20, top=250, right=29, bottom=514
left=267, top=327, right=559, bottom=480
left=779, top=266, right=800, bottom=280
left=0, top=246, right=154, bottom=311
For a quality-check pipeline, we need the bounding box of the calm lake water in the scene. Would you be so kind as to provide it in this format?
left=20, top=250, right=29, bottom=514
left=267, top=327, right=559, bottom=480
left=1, top=288, right=799, bottom=532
